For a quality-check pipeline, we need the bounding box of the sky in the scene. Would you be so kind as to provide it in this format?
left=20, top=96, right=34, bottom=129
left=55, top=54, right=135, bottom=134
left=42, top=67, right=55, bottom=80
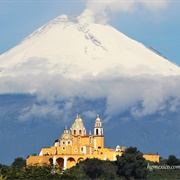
left=0, top=0, right=180, bottom=66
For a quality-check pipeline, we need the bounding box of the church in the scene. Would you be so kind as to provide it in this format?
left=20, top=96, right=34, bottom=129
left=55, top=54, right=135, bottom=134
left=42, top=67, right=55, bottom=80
left=26, top=115, right=159, bottom=169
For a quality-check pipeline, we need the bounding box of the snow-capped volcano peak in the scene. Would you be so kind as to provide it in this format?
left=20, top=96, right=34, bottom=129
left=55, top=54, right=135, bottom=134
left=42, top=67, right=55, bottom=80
left=0, top=14, right=180, bottom=78
left=23, top=15, right=79, bottom=41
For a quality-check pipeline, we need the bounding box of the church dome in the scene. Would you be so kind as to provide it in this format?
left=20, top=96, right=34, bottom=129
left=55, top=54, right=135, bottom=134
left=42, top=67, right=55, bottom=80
left=60, top=126, right=73, bottom=140
left=60, top=133, right=73, bottom=140
left=71, top=120, right=84, bottom=129
left=70, top=114, right=86, bottom=135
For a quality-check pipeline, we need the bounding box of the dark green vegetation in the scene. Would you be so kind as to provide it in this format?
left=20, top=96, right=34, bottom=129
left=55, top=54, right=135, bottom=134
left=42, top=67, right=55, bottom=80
left=0, top=147, right=180, bottom=180
left=116, top=147, right=148, bottom=179
left=147, top=155, right=180, bottom=180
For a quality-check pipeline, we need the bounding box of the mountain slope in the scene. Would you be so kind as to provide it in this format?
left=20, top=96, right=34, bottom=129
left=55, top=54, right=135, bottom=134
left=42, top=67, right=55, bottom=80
left=0, top=15, right=180, bottom=78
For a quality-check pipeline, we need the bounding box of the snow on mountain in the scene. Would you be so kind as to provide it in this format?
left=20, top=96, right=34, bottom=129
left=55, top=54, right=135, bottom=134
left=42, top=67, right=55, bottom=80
left=1, top=14, right=180, bottom=118
left=0, top=14, right=180, bottom=78
left=0, top=14, right=180, bottom=122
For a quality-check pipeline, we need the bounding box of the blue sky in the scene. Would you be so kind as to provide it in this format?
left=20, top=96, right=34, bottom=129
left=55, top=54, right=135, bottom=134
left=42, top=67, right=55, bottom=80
left=0, top=0, right=180, bottom=66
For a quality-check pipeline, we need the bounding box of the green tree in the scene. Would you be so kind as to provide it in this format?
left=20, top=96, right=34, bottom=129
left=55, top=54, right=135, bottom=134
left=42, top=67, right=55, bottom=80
left=61, top=166, right=86, bottom=179
left=4, top=164, right=63, bottom=180
left=116, top=146, right=148, bottom=179
left=11, top=157, right=26, bottom=169
left=74, top=158, right=118, bottom=179
left=0, top=169, right=7, bottom=180
left=0, top=164, right=8, bottom=180
left=167, top=155, right=179, bottom=166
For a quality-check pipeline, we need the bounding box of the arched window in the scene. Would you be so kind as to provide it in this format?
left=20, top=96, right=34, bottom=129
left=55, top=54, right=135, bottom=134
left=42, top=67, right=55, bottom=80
left=79, top=130, right=82, bottom=135
left=74, top=130, right=76, bottom=135
left=49, top=158, right=53, bottom=165
left=96, top=129, right=98, bottom=135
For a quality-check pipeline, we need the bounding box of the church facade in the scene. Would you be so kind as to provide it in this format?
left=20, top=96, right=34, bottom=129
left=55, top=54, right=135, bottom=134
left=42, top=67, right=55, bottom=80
left=26, top=115, right=159, bottom=168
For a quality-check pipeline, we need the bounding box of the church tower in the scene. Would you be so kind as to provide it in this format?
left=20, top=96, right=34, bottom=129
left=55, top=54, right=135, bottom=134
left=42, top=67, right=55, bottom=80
left=94, top=115, right=103, bottom=136
left=94, top=115, right=104, bottom=149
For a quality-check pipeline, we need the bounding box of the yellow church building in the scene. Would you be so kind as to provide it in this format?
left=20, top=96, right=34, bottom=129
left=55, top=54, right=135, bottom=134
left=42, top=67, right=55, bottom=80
left=26, top=115, right=159, bottom=168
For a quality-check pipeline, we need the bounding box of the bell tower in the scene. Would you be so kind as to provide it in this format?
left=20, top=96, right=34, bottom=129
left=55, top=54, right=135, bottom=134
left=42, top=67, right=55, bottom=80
left=94, top=115, right=103, bottom=136
left=94, top=115, right=104, bottom=149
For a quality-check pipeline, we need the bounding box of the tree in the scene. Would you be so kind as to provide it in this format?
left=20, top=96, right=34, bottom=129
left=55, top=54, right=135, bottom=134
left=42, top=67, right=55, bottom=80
left=116, top=146, right=148, bottom=179
left=74, top=158, right=118, bottom=179
left=0, top=169, right=7, bottom=180
left=11, top=157, right=26, bottom=169
left=61, top=166, right=86, bottom=179
left=167, top=155, right=179, bottom=166
left=0, top=164, right=8, bottom=180
left=3, top=164, right=63, bottom=180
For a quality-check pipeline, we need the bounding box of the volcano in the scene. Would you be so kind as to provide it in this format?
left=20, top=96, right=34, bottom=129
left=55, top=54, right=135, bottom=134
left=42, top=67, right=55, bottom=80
left=0, top=15, right=180, bottom=78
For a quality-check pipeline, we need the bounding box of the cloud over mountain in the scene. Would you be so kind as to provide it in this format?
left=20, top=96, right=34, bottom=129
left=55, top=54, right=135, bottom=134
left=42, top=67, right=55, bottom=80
left=78, top=0, right=170, bottom=24
left=1, top=71, right=180, bottom=122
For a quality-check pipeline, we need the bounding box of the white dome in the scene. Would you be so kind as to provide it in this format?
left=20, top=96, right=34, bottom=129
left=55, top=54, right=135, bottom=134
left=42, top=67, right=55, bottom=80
left=70, top=115, right=86, bottom=135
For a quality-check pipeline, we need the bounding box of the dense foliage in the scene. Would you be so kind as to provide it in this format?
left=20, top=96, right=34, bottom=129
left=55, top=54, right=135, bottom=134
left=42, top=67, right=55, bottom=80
left=11, top=157, right=26, bottom=169
left=0, top=148, right=180, bottom=179
left=74, top=158, right=118, bottom=179
left=116, top=146, right=148, bottom=179
left=147, top=154, right=180, bottom=180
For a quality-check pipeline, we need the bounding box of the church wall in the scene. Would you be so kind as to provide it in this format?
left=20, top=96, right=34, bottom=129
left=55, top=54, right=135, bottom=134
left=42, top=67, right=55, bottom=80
left=27, top=149, right=159, bottom=167
left=41, top=148, right=52, bottom=156
left=143, top=154, right=160, bottom=163
left=56, top=145, right=72, bottom=155
left=27, top=155, right=53, bottom=165
left=80, top=136, right=88, bottom=145
left=71, top=145, right=79, bottom=154
left=94, top=136, right=104, bottom=149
